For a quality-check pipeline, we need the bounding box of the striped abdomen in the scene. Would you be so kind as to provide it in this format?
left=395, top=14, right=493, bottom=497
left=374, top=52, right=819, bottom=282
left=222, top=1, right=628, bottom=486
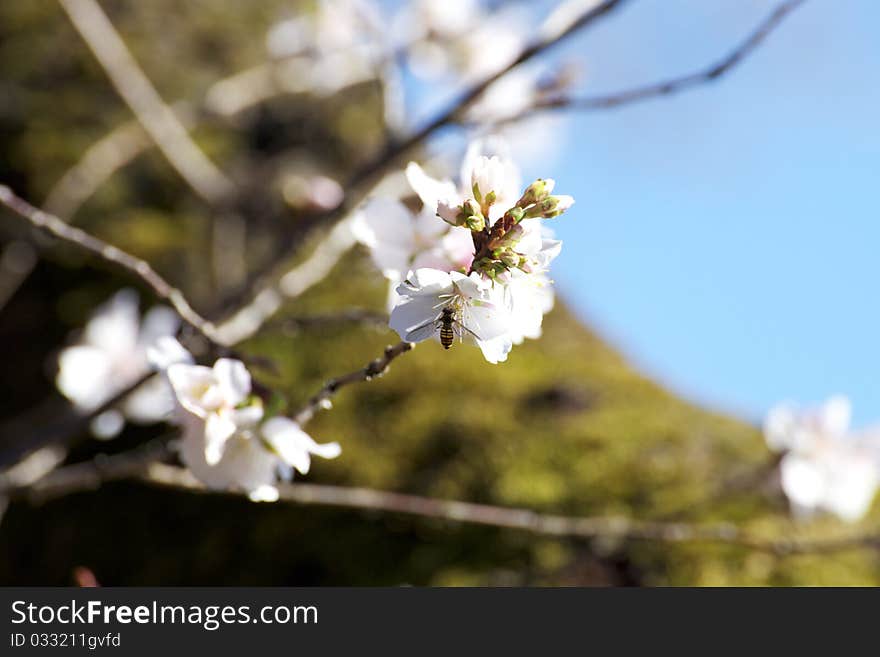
left=440, top=325, right=454, bottom=349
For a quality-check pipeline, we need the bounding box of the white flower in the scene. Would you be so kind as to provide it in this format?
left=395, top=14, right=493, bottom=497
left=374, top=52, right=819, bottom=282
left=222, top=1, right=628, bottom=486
left=503, top=270, right=555, bottom=344
left=351, top=197, right=471, bottom=281
left=168, top=359, right=341, bottom=501
left=55, top=289, right=184, bottom=438
left=764, top=396, right=880, bottom=522
left=166, top=358, right=261, bottom=466
left=389, top=268, right=513, bottom=363
left=408, top=139, right=521, bottom=223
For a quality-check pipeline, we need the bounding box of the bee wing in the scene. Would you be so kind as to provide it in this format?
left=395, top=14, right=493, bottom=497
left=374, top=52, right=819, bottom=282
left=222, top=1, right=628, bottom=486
left=405, top=316, right=440, bottom=342
left=455, top=321, right=483, bottom=342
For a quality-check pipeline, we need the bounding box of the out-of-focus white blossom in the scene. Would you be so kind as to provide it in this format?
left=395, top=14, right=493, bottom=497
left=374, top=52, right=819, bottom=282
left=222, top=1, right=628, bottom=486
left=167, top=358, right=341, bottom=502
left=390, top=268, right=513, bottom=363
left=264, top=0, right=382, bottom=96
left=764, top=396, right=880, bottom=522
left=55, top=289, right=187, bottom=438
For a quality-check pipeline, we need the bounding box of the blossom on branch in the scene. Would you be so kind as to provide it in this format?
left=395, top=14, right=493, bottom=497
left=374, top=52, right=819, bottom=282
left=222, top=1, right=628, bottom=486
left=764, top=396, right=880, bottom=522
left=165, top=355, right=340, bottom=502
left=373, top=141, right=573, bottom=363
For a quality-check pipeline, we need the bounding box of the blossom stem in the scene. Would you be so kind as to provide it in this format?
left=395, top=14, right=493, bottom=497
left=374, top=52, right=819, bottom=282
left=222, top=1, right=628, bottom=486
left=293, top=341, right=415, bottom=425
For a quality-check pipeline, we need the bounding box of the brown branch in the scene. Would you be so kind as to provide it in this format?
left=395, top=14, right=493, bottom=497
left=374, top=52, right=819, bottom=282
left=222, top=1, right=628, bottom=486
left=7, top=454, right=880, bottom=557
left=58, top=0, right=234, bottom=204
left=293, top=341, right=414, bottom=425
left=0, top=185, right=223, bottom=345
left=496, top=0, right=807, bottom=124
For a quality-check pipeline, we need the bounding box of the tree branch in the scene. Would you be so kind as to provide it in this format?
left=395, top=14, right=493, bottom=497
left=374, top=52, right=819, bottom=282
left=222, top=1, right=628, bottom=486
left=495, top=0, right=807, bottom=124
left=7, top=454, right=880, bottom=557
left=293, top=341, right=414, bottom=425
left=0, top=185, right=223, bottom=345
left=58, top=0, right=234, bottom=204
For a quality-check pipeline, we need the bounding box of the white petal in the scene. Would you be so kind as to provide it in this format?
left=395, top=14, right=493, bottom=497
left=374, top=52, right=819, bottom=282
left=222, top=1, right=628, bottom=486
left=83, top=289, right=141, bottom=356
left=146, top=336, right=193, bottom=371
left=232, top=403, right=264, bottom=430
left=213, top=358, right=251, bottom=406
left=138, top=305, right=180, bottom=348
left=262, top=417, right=342, bottom=474
left=405, top=161, right=458, bottom=215
left=56, top=345, right=114, bottom=411
left=204, top=412, right=237, bottom=465
left=822, top=452, right=878, bottom=522
left=90, top=410, right=125, bottom=439
left=819, top=395, right=852, bottom=437
left=166, top=364, right=215, bottom=416
left=248, top=485, right=280, bottom=503
left=763, top=404, right=798, bottom=452
left=390, top=297, right=441, bottom=343
left=123, top=374, right=174, bottom=423
left=780, top=453, right=825, bottom=510
left=351, top=198, right=416, bottom=277
left=477, top=335, right=513, bottom=364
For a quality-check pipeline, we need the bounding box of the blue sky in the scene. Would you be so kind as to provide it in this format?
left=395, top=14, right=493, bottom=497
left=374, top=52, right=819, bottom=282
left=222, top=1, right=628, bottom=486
left=405, top=1, right=880, bottom=426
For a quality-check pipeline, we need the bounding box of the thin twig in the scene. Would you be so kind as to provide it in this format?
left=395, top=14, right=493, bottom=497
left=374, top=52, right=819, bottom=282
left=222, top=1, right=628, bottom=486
left=58, top=0, right=234, bottom=204
left=7, top=454, right=880, bottom=556
left=0, top=185, right=222, bottom=345
left=495, top=0, right=807, bottom=124
left=293, top=341, right=414, bottom=425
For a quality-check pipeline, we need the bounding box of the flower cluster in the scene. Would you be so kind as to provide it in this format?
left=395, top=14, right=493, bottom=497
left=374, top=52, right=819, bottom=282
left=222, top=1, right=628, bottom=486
left=764, top=396, right=880, bottom=522
left=55, top=291, right=340, bottom=501
left=162, top=349, right=341, bottom=502
left=353, top=141, right=573, bottom=363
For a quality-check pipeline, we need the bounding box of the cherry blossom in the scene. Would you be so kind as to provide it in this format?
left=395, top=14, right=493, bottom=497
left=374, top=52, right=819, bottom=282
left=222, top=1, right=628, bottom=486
left=55, top=289, right=185, bottom=438
left=166, top=358, right=341, bottom=502
left=764, top=396, right=880, bottom=522
left=390, top=268, right=513, bottom=363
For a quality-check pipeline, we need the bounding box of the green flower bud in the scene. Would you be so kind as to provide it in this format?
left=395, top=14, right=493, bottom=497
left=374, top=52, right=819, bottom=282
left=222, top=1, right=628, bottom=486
left=517, top=178, right=555, bottom=208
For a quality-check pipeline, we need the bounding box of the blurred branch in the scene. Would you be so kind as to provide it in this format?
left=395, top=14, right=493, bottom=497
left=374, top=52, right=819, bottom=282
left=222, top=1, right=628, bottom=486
left=3, top=439, right=171, bottom=502
left=0, top=185, right=223, bottom=345
left=8, top=454, right=880, bottom=557
left=0, top=373, right=152, bottom=470
left=494, top=0, right=807, bottom=124
left=223, top=0, right=630, bottom=325
left=213, top=217, right=357, bottom=345
left=58, top=0, right=234, bottom=204
left=270, top=309, right=389, bottom=334
left=294, top=341, right=414, bottom=425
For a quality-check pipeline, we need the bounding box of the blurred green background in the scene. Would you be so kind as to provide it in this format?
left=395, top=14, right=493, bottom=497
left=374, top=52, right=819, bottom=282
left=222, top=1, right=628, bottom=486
left=0, top=1, right=877, bottom=586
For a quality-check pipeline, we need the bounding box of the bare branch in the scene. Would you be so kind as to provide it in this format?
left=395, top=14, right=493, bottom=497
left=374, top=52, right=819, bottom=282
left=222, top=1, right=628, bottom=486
left=58, top=0, right=234, bottom=204
left=495, top=0, right=807, bottom=124
left=8, top=454, right=880, bottom=557
left=0, top=185, right=223, bottom=345
left=294, top=341, right=414, bottom=425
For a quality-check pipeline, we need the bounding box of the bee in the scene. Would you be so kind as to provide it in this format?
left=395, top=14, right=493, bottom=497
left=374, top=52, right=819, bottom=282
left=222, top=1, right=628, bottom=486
left=405, top=305, right=481, bottom=349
